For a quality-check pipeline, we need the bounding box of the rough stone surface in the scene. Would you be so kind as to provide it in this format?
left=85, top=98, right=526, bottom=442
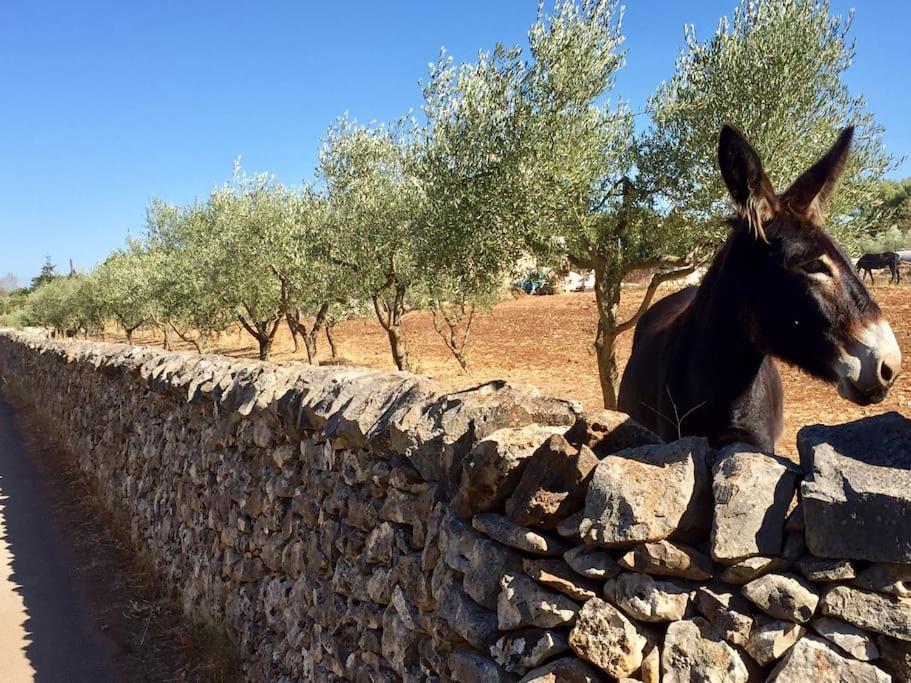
left=450, top=650, right=516, bottom=683
left=555, top=509, right=585, bottom=542
left=710, top=445, right=798, bottom=562
left=798, top=412, right=911, bottom=563
left=562, top=409, right=662, bottom=457
left=454, top=424, right=564, bottom=516
left=497, top=573, right=580, bottom=631
left=464, top=536, right=525, bottom=610
left=854, top=562, right=911, bottom=597
left=568, top=597, right=647, bottom=679
left=767, top=635, right=890, bottom=682
left=473, top=513, right=568, bottom=557
left=391, top=378, right=581, bottom=490
left=821, top=584, right=911, bottom=641
left=490, top=628, right=569, bottom=674
left=618, top=540, right=712, bottom=580
left=506, top=435, right=599, bottom=529
left=811, top=616, right=879, bottom=661
left=563, top=545, right=621, bottom=581
left=517, top=657, right=602, bottom=683
left=438, top=580, right=500, bottom=650
left=614, top=572, right=691, bottom=623
left=523, top=558, right=600, bottom=601
left=742, top=573, right=819, bottom=623
left=745, top=618, right=805, bottom=666
left=694, top=586, right=754, bottom=647
left=720, top=556, right=790, bottom=585
left=3, top=332, right=910, bottom=683
left=640, top=643, right=660, bottom=683
left=877, top=636, right=911, bottom=682
left=581, top=437, right=713, bottom=547
left=661, top=618, right=749, bottom=683
left=782, top=531, right=807, bottom=562
left=798, top=557, right=856, bottom=582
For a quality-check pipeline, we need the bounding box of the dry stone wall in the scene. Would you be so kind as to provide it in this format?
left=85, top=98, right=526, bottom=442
left=0, top=330, right=909, bottom=682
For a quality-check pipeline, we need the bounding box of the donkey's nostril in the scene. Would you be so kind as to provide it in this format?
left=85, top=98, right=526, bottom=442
left=880, top=360, right=895, bottom=383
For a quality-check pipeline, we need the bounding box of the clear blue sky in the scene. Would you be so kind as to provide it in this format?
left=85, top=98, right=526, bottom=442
left=1, top=1, right=909, bottom=286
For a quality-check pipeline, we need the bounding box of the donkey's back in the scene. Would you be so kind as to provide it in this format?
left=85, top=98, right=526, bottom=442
left=617, top=288, right=692, bottom=431
left=856, top=252, right=898, bottom=269
left=856, top=252, right=900, bottom=284
left=617, top=285, right=783, bottom=450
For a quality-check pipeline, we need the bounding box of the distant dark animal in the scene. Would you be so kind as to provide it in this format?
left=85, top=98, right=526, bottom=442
left=856, top=252, right=900, bottom=285
left=896, top=250, right=911, bottom=280
left=618, top=125, right=902, bottom=451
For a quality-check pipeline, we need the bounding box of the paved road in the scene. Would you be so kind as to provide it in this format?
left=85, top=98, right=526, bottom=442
left=0, top=396, right=119, bottom=682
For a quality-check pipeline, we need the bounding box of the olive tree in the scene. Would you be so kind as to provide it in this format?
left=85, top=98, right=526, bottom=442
left=194, top=169, right=293, bottom=361
left=514, top=0, right=889, bottom=408
left=642, top=0, right=893, bottom=249
left=69, top=273, right=107, bottom=338
left=416, top=46, right=531, bottom=372
left=92, top=244, right=159, bottom=343
left=24, top=276, right=82, bottom=335
left=521, top=0, right=652, bottom=408
left=272, top=190, right=346, bottom=364
left=145, top=199, right=233, bottom=352
left=320, top=117, right=425, bottom=371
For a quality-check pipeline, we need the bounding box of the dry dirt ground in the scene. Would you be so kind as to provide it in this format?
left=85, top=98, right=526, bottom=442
left=127, top=282, right=911, bottom=458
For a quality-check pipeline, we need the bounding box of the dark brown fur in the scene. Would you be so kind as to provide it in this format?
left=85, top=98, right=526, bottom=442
left=618, top=125, right=891, bottom=450
left=856, top=252, right=900, bottom=285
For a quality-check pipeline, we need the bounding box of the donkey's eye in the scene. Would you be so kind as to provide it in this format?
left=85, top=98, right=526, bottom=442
left=800, top=258, right=832, bottom=277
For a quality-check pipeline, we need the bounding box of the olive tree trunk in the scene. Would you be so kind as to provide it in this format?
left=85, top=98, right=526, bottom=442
left=372, top=286, right=410, bottom=372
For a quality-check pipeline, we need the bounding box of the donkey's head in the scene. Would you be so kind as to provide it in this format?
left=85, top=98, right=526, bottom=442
left=718, top=124, right=901, bottom=405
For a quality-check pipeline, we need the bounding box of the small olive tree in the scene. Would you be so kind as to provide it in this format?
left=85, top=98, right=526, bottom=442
left=415, top=46, right=534, bottom=372
left=272, top=190, right=346, bottom=364
left=188, top=169, right=294, bottom=361
left=24, top=276, right=82, bottom=335
left=70, top=273, right=107, bottom=338
left=320, top=116, right=425, bottom=371
left=92, top=244, right=159, bottom=343
left=145, top=199, right=233, bottom=352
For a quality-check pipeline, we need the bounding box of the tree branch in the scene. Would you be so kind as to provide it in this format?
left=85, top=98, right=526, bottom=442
left=614, top=265, right=697, bottom=334
left=237, top=314, right=260, bottom=340
left=593, top=175, right=633, bottom=213
left=372, top=295, right=393, bottom=331
left=567, top=252, right=595, bottom=271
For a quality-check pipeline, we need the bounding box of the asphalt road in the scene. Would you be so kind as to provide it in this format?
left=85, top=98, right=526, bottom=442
left=0, top=396, right=119, bottom=682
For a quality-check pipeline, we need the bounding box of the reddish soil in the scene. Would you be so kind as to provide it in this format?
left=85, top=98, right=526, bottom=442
left=127, top=283, right=911, bottom=458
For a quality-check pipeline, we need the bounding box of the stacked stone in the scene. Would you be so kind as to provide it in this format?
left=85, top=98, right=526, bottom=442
left=0, top=332, right=588, bottom=681
left=2, top=330, right=911, bottom=682
left=446, top=409, right=911, bottom=682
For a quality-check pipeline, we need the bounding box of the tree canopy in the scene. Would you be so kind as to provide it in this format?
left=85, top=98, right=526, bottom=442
left=11, top=0, right=898, bottom=393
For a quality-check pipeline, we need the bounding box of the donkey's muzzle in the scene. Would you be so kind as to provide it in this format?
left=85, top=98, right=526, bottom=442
left=836, top=319, right=902, bottom=405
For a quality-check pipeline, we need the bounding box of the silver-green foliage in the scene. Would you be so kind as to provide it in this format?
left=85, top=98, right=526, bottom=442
left=643, top=0, right=892, bottom=248
left=320, top=116, right=425, bottom=370
left=92, top=244, right=159, bottom=341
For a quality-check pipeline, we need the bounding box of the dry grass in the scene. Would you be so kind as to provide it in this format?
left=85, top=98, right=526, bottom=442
left=124, top=282, right=911, bottom=457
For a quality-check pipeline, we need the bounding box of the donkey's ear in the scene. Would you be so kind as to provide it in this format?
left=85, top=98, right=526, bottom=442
left=718, top=124, right=777, bottom=238
left=782, top=126, right=854, bottom=218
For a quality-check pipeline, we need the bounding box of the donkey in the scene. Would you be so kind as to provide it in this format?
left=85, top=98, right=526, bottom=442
left=856, top=252, right=900, bottom=285
left=617, top=125, right=902, bottom=451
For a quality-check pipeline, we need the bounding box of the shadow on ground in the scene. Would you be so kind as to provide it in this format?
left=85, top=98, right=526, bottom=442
left=0, top=396, right=120, bottom=682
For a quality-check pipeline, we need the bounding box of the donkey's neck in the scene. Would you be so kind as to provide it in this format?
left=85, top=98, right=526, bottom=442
left=681, top=235, right=767, bottom=403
